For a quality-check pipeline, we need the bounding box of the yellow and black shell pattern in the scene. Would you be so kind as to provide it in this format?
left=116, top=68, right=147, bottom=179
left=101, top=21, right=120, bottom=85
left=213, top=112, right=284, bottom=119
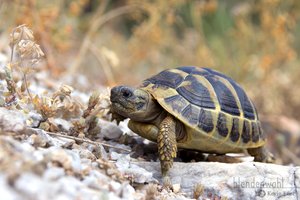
left=141, top=66, right=265, bottom=151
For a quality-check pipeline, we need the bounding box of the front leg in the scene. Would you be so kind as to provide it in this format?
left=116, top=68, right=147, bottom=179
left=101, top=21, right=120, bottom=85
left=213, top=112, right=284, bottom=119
left=158, top=114, right=177, bottom=186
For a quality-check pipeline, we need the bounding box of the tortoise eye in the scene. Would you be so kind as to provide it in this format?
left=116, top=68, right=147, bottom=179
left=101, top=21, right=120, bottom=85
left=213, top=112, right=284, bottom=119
left=121, top=89, right=132, bottom=98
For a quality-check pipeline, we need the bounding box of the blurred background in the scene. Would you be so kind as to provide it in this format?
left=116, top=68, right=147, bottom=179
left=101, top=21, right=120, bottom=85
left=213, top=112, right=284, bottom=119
left=0, top=0, right=300, bottom=164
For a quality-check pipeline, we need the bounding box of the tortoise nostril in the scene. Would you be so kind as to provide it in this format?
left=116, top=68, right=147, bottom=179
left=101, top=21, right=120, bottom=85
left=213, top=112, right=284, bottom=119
left=111, top=86, right=133, bottom=100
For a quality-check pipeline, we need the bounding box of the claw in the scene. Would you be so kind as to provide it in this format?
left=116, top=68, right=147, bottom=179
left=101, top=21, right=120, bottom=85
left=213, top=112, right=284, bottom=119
left=162, top=176, right=173, bottom=191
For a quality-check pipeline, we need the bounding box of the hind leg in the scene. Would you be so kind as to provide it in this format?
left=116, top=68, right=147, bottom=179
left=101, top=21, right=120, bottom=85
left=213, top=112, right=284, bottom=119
left=247, top=146, right=275, bottom=163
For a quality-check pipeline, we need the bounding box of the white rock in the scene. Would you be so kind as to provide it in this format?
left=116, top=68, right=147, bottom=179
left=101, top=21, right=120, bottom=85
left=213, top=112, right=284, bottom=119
left=55, top=176, right=85, bottom=198
left=64, top=150, right=83, bottom=173
left=10, top=170, right=125, bottom=200
left=99, top=119, right=123, bottom=140
left=89, top=170, right=111, bottom=183
left=115, top=154, right=155, bottom=184
left=172, top=184, right=181, bottom=193
left=110, top=181, right=122, bottom=193
left=14, top=173, right=45, bottom=198
left=45, top=147, right=82, bottom=173
left=76, top=148, right=96, bottom=160
left=51, top=118, right=72, bottom=131
left=82, top=175, right=103, bottom=190
left=43, top=167, right=65, bottom=181
left=127, top=164, right=154, bottom=183
left=1, top=136, right=35, bottom=155
left=27, top=111, right=43, bottom=128
left=0, top=174, right=22, bottom=200
left=121, top=183, right=136, bottom=199
left=94, top=144, right=108, bottom=160
left=135, top=161, right=300, bottom=199
left=117, top=161, right=154, bottom=184
left=115, top=154, right=131, bottom=169
left=110, top=151, right=123, bottom=161
left=0, top=107, right=27, bottom=132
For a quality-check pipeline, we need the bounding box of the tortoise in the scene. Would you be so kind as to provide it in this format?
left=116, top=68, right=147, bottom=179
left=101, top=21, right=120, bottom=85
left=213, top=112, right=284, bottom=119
left=110, top=66, right=274, bottom=184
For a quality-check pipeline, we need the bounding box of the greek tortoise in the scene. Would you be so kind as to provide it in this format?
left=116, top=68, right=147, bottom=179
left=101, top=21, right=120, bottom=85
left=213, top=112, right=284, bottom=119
left=110, top=66, right=274, bottom=184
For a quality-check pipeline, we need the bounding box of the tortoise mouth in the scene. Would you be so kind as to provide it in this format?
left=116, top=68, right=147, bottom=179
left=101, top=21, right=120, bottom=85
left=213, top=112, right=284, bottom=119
left=111, top=102, right=127, bottom=117
left=111, top=101, right=126, bottom=110
left=111, top=100, right=135, bottom=114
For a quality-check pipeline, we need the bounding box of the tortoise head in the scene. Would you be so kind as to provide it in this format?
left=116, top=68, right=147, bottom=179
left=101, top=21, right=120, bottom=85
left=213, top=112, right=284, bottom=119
left=110, top=86, right=161, bottom=122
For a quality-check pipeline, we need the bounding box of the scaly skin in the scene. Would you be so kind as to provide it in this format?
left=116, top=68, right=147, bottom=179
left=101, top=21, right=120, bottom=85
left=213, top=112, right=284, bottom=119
left=128, top=120, right=159, bottom=142
left=157, top=114, right=177, bottom=186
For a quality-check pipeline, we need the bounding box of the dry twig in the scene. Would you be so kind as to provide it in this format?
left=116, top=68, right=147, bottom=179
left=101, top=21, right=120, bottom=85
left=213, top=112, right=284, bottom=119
left=89, top=44, right=116, bottom=85
left=44, top=131, right=131, bottom=153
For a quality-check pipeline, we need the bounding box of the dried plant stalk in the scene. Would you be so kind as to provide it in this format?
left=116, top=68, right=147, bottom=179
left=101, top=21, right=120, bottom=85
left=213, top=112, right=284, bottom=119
left=45, top=131, right=130, bottom=152
left=8, top=24, right=44, bottom=104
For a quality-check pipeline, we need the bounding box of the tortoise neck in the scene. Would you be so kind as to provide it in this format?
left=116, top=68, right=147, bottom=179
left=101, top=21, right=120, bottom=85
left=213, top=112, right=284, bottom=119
left=136, top=98, right=164, bottom=123
left=150, top=110, right=168, bottom=126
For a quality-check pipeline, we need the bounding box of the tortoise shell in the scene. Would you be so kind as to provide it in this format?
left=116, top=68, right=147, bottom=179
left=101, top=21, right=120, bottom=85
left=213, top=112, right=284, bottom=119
left=141, top=66, right=265, bottom=153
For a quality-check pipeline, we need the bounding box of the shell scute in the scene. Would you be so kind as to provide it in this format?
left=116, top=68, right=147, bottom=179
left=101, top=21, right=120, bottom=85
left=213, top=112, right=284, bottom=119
left=242, top=120, right=251, bottom=143
left=204, top=75, right=240, bottom=116
left=144, top=70, right=184, bottom=89
left=230, top=118, right=240, bottom=142
left=251, top=122, right=259, bottom=142
left=216, top=112, right=229, bottom=137
left=176, top=75, right=215, bottom=109
left=198, top=109, right=214, bottom=133
left=181, top=104, right=200, bottom=125
left=164, top=95, right=188, bottom=113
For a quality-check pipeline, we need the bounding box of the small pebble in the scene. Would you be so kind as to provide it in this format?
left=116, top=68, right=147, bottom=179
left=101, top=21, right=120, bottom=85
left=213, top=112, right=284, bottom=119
left=110, top=151, right=122, bottom=161
left=93, top=144, right=108, bottom=160
left=173, top=184, right=181, bottom=193
left=99, top=119, right=123, bottom=140
left=43, top=167, right=65, bottom=180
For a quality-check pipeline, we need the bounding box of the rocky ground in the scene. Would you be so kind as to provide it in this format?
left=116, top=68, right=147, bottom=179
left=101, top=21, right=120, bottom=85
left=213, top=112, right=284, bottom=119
left=0, top=96, right=299, bottom=200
